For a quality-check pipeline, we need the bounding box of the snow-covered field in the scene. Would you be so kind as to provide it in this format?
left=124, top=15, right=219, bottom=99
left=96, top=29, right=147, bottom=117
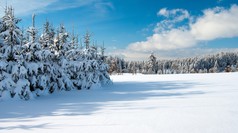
left=0, top=73, right=238, bottom=133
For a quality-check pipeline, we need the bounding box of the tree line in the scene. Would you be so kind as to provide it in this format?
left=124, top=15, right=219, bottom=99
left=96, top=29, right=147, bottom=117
left=106, top=52, right=238, bottom=74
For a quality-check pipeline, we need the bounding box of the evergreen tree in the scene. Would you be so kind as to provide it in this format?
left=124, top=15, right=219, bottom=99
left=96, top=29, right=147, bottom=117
left=100, top=42, right=106, bottom=61
left=212, top=60, right=219, bottom=73
left=70, top=27, right=79, bottom=49
left=17, top=14, right=52, bottom=99
left=84, top=31, right=91, bottom=49
left=39, top=20, right=55, bottom=49
left=147, top=53, right=157, bottom=74
left=52, top=24, right=75, bottom=91
left=0, top=6, right=22, bottom=61
left=236, top=61, right=238, bottom=71
left=0, top=6, right=23, bottom=99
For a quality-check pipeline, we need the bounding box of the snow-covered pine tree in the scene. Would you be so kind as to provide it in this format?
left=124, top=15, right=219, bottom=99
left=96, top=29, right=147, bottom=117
left=65, top=32, right=111, bottom=89
left=52, top=24, right=75, bottom=91
left=19, top=14, right=52, bottom=98
left=0, top=6, right=24, bottom=99
left=0, top=20, right=15, bottom=99
left=83, top=33, right=111, bottom=88
left=70, top=27, right=79, bottom=49
left=236, top=61, right=238, bottom=71
left=212, top=60, right=219, bottom=73
left=14, top=64, right=32, bottom=100
left=37, top=20, right=61, bottom=94
left=147, top=53, right=157, bottom=74
left=39, top=20, right=55, bottom=50
left=108, top=57, right=117, bottom=74
left=100, top=42, right=106, bottom=61
left=20, top=26, right=28, bottom=46
left=0, top=17, right=4, bottom=41
left=0, top=6, right=22, bottom=61
left=84, top=31, right=91, bottom=49
left=117, top=57, right=122, bottom=74
left=0, top=11, right=11, bottom=99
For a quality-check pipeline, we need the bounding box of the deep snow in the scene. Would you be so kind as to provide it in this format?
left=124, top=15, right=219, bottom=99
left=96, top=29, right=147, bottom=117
left=0, top=73, right=238, bottom=133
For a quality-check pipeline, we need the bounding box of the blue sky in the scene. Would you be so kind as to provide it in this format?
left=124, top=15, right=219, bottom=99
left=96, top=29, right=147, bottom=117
left=0, top=0, right=238, bottom=60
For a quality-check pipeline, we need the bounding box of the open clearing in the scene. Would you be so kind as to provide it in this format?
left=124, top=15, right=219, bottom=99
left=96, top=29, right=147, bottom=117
left=0, top=73, right=238, bottom=133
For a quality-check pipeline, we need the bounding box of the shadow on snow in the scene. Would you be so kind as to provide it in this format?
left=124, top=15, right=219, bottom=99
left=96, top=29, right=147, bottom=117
left=0, top=80, right=205, bottom=130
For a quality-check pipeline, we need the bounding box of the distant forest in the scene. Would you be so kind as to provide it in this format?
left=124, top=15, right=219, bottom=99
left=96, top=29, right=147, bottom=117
left=106, top=52, right=238, bottom=74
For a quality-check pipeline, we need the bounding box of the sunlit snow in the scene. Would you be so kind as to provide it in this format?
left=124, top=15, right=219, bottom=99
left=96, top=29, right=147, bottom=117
left=0, top=73, right=238, bottom=133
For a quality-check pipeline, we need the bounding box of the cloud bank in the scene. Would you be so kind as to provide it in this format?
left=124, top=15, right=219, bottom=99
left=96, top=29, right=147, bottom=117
left=128, top=5, right=238, bottom=52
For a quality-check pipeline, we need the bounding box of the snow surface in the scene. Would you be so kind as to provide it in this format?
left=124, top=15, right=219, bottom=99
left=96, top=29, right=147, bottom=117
left=0, top=73, right=238, bottom=133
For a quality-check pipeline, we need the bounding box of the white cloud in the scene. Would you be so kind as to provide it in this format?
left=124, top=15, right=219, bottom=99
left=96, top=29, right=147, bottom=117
left=128, top=4, right=238, bottom=52
left=157, top=8, right=169, bottom=17
left=157, top=8, right=190, bottom=22
left=191, top=5, right=238, bottom=40
left=128, top=29, right=196, bottom=51
left=154, top=8, right=190, bottom=33
left=129, top=8, right=193, bottom=51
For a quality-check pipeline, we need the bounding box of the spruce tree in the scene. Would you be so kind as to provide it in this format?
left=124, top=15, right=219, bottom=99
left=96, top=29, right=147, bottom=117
left=39, top=20, right=55, bottom=49
left=1, top=6, right=22, bottom=61
left=147, top=53, right=157, bottom=74
left=0, top=6, right=24, bottom=99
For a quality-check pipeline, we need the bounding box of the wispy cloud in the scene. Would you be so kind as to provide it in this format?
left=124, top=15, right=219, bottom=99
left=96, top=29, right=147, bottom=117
left=0, top=0, right=113, bottom=16
left=127, top=4, right=238, bottom=52
left=0, top=0, right=57, bottom=16
left=217, top=0, right=223, bottom=4
left=94, top=2, right=114, bottom=14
